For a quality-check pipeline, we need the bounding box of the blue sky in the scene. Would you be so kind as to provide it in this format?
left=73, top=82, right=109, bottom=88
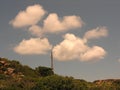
left=0, top=0, right=120, bottom=81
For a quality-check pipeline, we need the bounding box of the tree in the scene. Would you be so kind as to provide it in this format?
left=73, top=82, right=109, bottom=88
left=35, top=66, right=54, bottom=77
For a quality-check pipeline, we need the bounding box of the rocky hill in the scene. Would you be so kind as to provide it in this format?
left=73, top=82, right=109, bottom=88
left=0, top=57, right=120, bottom=90
left=0, top=58, right=24, bottom=80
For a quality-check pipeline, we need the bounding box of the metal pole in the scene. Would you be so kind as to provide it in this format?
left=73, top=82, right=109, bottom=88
left=51, top=49, right=54, bottom=71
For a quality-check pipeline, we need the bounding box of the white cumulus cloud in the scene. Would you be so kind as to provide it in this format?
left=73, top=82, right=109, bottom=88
left=84, top=27, right=108, bottom=40
left=27, top=13, right=83, bottom=37
left=14, top=38, right=52, bottom=55
left=53, top=33, right=106, bottom=61
left=80, top=46, right=106, bottom=61
left=43, top=13, right=83, bottom=33
left=10, top=4, right=108, bottom=62
left=29, top=25, right=43, bottom=37
left=53, top=33, right=88, bottom=61
left=10, top=4, right=83, bottom=36
left=10, top=4, right=46, bottom=28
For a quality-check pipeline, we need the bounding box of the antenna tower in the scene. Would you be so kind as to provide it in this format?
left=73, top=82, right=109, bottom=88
left=51, top=49, right=54, bottom=71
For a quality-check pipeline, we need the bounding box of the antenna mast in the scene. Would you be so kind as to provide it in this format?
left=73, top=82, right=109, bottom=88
left=51, top=49, right=54, bottom=71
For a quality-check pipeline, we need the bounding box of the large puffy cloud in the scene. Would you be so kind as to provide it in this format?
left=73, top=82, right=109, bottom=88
left=53, top=33, right=106, bottom=61
left=14, top=38, right=52, bottom=55
left=53, top=33, right=88, bottom=61
left=84, top=27, right=108, bottom=40
left=43, top=13, right=83, bottom=33
left=10, top=4, right=46, bottom=28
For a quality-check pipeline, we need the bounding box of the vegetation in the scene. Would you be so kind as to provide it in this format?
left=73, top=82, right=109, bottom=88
left=35, top=66, right=54, bottom=77
left=0, top=57, right=120, bottom=90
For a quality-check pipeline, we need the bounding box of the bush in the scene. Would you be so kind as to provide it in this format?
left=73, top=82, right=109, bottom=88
left=35, top=66, right=54, bottom=77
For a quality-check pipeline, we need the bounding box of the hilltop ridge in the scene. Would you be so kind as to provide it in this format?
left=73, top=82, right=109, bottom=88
left=0, top=57, right=120, bottom=90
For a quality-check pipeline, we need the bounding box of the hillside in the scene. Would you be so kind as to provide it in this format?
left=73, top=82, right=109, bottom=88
left=0, top=57, right=120, bottom=90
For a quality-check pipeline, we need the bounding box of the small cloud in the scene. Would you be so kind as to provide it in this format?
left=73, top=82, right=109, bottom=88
left=10, top=4, right=46, bottom=28
left=29, top=25, right=43, bottom=37
left=43, top=13, right=83, bottom=33
left=80, top=46, right=106, bottom=61
left=14, top=38, right=52, bottom=55
left=84, top=27, right=108, bottom=40
left=53, top=33, right=106, bottom=61
left=118, top=59, right=120, bottom=62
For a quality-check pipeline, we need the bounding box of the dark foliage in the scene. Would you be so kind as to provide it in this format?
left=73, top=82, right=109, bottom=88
left=35, top=66, right=54, bottom=77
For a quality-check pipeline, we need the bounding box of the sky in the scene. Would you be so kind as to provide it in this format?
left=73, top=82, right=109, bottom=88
left=0, top=0, right=120, bottom=81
